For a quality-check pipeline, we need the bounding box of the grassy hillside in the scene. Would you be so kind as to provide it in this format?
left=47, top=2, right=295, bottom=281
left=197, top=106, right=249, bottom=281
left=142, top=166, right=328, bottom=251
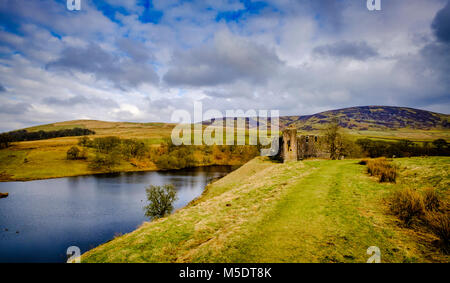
left=82, top=156, right=449, bottom=263
left=1, top=106, right=448, bottom=181
left=281, top=106, right=450, bottom=130
left=203, top=106, right=450, bottom=141
left=0, top=121, right=175, bottom=181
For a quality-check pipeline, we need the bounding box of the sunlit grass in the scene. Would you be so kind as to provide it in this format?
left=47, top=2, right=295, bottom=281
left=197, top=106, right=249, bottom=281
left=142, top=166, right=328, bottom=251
left=82, top=156, right=450, bottom=263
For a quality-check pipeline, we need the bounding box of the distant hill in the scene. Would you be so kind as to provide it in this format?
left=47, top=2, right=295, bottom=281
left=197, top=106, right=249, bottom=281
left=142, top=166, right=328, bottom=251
left=280, top=106, right=449, bottom=131
left=13, top=106, right=449, bottom=139
left=203, top=106, right=450, bottom=131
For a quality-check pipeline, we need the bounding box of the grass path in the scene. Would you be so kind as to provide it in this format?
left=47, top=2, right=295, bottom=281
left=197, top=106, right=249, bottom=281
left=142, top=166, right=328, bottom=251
left=220, top=160, right=399, bottom=262
left=82, top=157, right=449, bottom=263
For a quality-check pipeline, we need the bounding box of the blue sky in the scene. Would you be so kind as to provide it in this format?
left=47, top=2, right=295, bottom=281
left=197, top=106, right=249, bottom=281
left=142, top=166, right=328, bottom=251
left=0, top=0, right=449, bottom=131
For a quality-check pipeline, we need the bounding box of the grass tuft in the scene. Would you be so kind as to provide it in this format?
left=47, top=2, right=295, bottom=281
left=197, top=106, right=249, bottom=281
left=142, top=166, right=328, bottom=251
left=367, top=158, right=397, bottom=183
left=423, top=188, right=441, bottom=212
left=390, top=188, right=424, bottom=226
left=425, top=212, right=450, bottom=253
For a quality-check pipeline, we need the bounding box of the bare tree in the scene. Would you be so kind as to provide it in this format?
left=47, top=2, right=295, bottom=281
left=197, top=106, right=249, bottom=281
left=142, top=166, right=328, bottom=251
left=323, top=118, right=341, bottom=160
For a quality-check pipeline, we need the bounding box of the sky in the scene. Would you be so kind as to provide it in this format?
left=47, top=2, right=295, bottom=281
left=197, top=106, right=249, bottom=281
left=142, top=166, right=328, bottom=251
left=0, top=0, right=449, bottom=131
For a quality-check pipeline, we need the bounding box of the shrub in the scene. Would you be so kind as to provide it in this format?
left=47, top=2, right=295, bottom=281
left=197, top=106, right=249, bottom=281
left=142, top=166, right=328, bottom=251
left=390, top=188, right=424, bottom=226
left=121, top=139, right=147, bottom=160
left=379, top=166, right=397, bottom=183
left=425, top=212, right=450, bottom=253
left=78, top=136, right=91, bottom=147
left=66, top=146, right=81, bottom=160
left=423, top=188, right=441, bottom=212
left=144, top=184, right=178, bottom=219
left=358, top=159, right=368, bottom=165
left=89, top=151, right=120, bottom=171
left=92, top=136, right=121, bottom=154
left=367, top=158, right=397, bottom=183
left=79, top=148, right=88, bottom=160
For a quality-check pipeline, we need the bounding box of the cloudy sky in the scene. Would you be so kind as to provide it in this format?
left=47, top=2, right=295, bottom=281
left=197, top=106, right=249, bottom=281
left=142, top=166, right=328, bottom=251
left=0, top=0, right=449, bottom=131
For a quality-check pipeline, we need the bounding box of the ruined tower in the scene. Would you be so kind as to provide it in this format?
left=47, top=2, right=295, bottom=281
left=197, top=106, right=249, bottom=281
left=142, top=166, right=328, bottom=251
left=282, top=126, right=298, bottom=162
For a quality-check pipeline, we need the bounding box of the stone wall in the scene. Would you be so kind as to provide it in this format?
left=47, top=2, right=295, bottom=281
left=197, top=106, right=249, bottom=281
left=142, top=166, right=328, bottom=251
left=276, top=128, right=327, bottom=162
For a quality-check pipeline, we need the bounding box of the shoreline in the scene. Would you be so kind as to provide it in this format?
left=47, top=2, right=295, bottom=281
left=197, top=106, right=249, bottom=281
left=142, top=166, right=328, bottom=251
left=0, top=162, right=243, bottom=183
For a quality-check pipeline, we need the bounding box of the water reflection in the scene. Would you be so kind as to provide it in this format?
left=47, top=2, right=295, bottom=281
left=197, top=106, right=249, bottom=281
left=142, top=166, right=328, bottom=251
left=0, top=166, right=234, bottom=263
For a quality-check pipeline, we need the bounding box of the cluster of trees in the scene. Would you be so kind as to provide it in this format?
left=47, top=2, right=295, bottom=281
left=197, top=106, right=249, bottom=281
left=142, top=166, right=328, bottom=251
left=356, top=138, right=449, bottom=158
left=76, top=136, right=148, bottom=171
left=321, top=118, right=449, bottom=159
left=71, top=135, right=260, bottom=172
left=0, top=128, right=95, bottom=148
left=66, top=146, right=88, bottom=160
left=150, top=138, right=260, bottom=170
left=0, top=134, right=10, bottom=149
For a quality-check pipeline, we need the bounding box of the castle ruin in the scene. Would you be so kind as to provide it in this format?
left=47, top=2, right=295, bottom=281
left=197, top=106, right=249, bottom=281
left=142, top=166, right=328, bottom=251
left=277, top=127, right=324, bottom=162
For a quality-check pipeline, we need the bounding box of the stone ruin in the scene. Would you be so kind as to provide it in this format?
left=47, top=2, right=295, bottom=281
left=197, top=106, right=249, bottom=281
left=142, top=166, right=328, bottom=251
left=273, top=126, right=325, bottom=162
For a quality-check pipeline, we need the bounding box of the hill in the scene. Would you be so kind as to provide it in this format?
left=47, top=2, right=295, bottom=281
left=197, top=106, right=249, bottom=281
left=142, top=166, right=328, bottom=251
left=202, top=106, right=449, bottom=131
left=279, top=106, right=450, bottom=131
left=0, top=106, right=448, bottom=181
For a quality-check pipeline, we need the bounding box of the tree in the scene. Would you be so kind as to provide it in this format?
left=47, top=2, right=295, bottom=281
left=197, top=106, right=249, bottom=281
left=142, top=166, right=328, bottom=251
left=433, top=139, right=447, bottom=151
left=144, top=184, right=178, bottom=219
left=323, top=118, right=341, bottom=160
left=121, top=139, right=147, bottom=160
left=67, top=146, right=81, bottom=160
left=0, top=133, right=11, bottom=149
left=78, top=136, right=91, bottom=147
left=89, top=150, right=120, bottom=171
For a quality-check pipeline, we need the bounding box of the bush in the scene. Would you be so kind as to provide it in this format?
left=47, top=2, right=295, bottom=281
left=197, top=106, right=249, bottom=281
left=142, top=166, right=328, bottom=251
left=390, top=187, right=449, bottom=252
left=67, top=146, right=81, bottom=160
left=356, top=138, right=450, bottom=158
left=367, top=158, right=397, bottom=183
left=89, top=151, right=120, bottom=171
left=379, top=166, right=397, bottom=183
left=78, top=136, right=91, bottom=147
left=425, top=212, right=450, bottom=253
left=121, top=139, right=147, bottom=160
left=423, top=188, right=441, bottom=212
left=144, top=184, right=178, bottom=219
left=390, top=188, right=424, bottom=226
left=92, top=136, right=121, bottom=154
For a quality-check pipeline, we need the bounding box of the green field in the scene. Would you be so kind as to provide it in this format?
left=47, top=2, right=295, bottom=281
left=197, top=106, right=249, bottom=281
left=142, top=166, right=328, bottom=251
left=1, top=119, right=448, bottom=181
left=82, top=156, right=449, bottom=263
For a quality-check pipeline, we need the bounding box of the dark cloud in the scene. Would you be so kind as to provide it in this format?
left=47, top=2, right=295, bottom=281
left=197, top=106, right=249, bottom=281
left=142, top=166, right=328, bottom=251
left=0, top=84, right=6, bottom=92
left=47, top=43, right=159, bottom=88
left=42, top=95, right=119, bottom=108
left=116, top=38, right=152, bottom=62
left=0, top=102, right=30, bottom=114
left=431, top=1, right=450, bottom=43
left=164, top=31, right=284, bottom=87
left=404, top=1, right=450, bottom=97
left=310, top=0, right=346, bottom=32
left=313, top=41, right=379, bottom=60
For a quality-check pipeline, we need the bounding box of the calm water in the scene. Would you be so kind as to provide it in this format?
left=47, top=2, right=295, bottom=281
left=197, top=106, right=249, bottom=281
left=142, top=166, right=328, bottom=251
left=0, top=166, right=234, bottom=263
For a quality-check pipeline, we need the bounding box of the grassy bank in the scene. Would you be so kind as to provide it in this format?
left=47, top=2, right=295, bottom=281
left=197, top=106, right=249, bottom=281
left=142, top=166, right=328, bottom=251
left=0, top=121, right=174, bottom=181
left=82, top=156, right=449, bottom=263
